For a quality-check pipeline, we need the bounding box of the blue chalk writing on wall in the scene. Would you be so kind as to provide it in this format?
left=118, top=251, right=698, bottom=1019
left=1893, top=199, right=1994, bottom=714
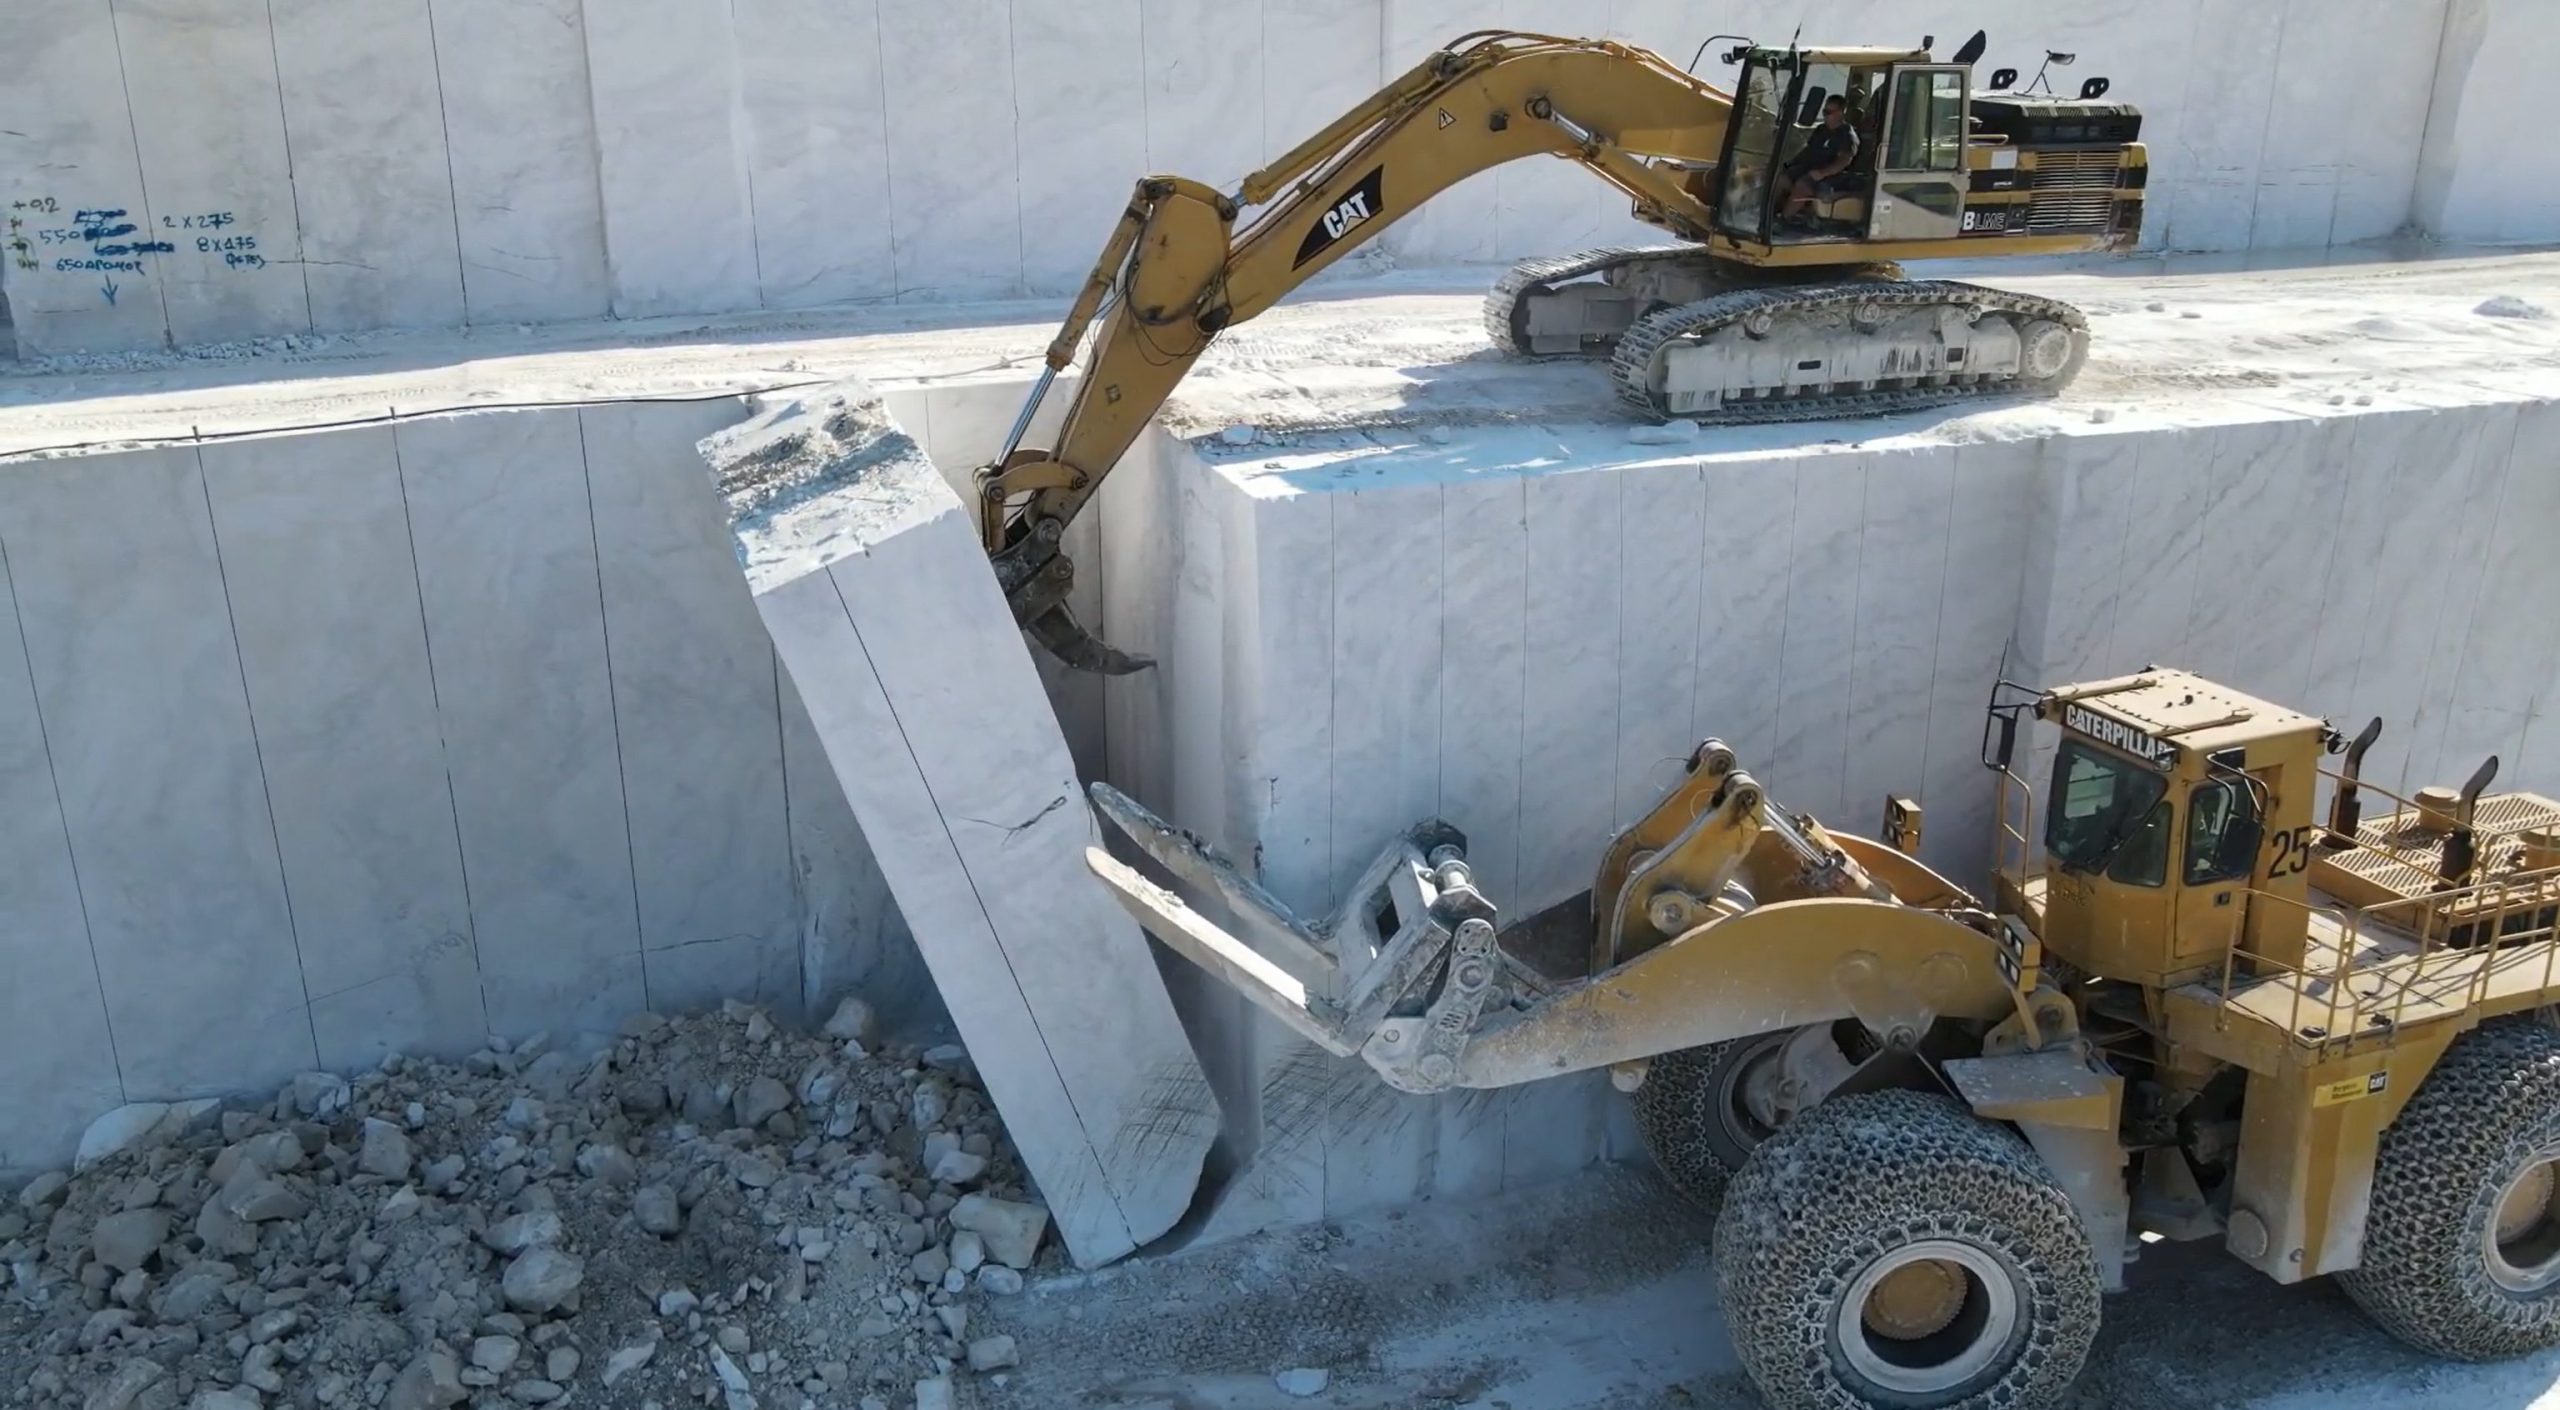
left=14, top=198, right=270, bottom=299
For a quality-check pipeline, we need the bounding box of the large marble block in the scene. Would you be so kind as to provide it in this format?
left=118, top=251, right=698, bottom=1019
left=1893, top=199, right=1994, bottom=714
left=705, top=380, right=1218, bottom=1267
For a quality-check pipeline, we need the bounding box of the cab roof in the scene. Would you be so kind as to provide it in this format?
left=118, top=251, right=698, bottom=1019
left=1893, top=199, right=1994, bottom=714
left=1754, top=44, right=1936, bottom=67
left=2046, top=669, right=2326, bottom=757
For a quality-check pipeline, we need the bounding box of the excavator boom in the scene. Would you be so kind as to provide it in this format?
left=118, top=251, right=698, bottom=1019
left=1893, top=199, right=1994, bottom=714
left=978, top=33, right=1734, bottom=670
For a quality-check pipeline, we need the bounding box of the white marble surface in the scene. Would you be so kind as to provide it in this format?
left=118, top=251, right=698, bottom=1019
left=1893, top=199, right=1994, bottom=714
left=110, top=0, right=312, bottom=345
left=2319, top=0, right=2444, bottom=244
left=2450, top=401, right=2560, bottom=725
left=1436, top=471, right=1531, bottom=905
left=1143, top=0, right=1271, bottom=192
left=1692, top=457, right=1799, bottom=771
left=1917, top=439, right=2038, bottom=885
left=198, top=428, right=483, bottom=1070
left=1517, top=467, right=1626, bottom=911
left=2181, top=416, right=2344, bottom=703
left=397, top=411, right=649, bottom=1039
left=267, top=0, right=467, bottom=333
left=0, top=0, right=169, bottom=354
left=429, top=0, right=614, bottom=323
left=731, top=0, right=897, bottom=309
left=1013, top=0, right=1149, bottom=298
left=1327, top=482, right=1447, bottom=904
left=1769, top=454, right=1867, bottom=825
left=581, top=401, right=799, bottom=1015
left=1613, top=460, right=1709, bottom=830
left=5, top=0, right=2514, bottom=353
left=876, top=0, right=1023, bottom=301
left=0, top=450, right=311, bottom=1098
left=2418, top=0, right=2560, bottom=243
left=0, top=513, right=127, bottom=1168
left=583, top=0, right=762, bottom=317
left=2164, top=0, right=2285, bottom=251
left=1840, top=446, right=1957, bottom=840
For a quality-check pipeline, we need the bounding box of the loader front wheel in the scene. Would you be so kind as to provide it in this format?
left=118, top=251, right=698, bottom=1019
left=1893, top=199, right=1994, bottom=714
left=1633, top=1031, right=1790, bottom=1212
left=2342, top=1017, right=2560, bottom=1360
left=1714, top=1089, right=2099, bottom=1410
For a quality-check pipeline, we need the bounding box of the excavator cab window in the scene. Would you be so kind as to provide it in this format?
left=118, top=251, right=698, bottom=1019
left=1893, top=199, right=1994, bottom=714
left=1716, top=56, right=1792, bottom=238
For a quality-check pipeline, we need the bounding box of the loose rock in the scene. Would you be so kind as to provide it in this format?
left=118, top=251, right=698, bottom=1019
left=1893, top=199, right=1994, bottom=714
left=949, top=1195, right=1048, bottom=1269
left=500, top=1248, right=584, bottom=1314
left=358, top=1118, right=415, bottom=1180
left=89, top=1208, right=171, bottom=1272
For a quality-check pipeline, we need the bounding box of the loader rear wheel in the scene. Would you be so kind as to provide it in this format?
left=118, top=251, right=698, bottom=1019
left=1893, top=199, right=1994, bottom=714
left=2341, top=1018, right=2560, bottom=1360
left=1714, top=1090, right=2099, bottom=1410
left=1633, top=1031, right=1789, bottom=1212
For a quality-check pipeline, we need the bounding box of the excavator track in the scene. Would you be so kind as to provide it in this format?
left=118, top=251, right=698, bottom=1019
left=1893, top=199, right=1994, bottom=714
left=1606, top=279, right=2090, bottom=424
left=1484, top=246, right=1904, bottom=359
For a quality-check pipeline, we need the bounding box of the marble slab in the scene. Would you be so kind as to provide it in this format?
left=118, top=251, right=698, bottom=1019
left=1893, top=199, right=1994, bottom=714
left=709, top=381, right=1218, bottom=1266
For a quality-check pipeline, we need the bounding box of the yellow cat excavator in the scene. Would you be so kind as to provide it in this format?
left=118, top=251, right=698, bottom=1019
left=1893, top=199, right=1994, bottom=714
left=977, top=30, right=2147, bottom=672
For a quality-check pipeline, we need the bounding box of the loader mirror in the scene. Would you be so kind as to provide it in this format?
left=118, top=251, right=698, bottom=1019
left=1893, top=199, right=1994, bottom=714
left=2080, top=76, right=2111, bottom=99
left=1798, top=85, right=1831, bottom=124
left=1953, top=30, right=1988, bottom=66
left=1991, top=712, right=2019, bottom=770
left=1989, top=66, right=2018, bottom=89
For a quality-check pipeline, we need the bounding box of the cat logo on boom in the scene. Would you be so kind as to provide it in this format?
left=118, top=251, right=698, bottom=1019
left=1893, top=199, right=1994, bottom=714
left=1294, top=166, right=1385, bottom=268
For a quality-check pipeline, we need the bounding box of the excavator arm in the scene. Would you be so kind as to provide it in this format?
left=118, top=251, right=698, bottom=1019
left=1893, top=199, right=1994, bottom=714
left=977, top=32, right=1735, bottom=672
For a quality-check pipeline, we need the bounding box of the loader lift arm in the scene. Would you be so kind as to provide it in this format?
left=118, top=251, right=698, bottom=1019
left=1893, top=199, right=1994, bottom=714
left=979, top=32, right=1736, bottom=672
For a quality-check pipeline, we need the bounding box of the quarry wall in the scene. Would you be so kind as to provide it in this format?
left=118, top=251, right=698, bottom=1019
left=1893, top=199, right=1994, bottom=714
left=5, top=369, right=2556, bottom=1215
left=0, top=0, right=2499, bottom=359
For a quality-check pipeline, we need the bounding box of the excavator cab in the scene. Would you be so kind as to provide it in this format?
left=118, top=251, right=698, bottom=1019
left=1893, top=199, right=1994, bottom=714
left=1716, top=46, right=1977, bottom=245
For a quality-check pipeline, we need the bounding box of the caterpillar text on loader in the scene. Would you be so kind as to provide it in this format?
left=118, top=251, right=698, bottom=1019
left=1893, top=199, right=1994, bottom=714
left=1084, top=668, right=2560, bottom=1410
left=975, top=30, right=2146, bottom=672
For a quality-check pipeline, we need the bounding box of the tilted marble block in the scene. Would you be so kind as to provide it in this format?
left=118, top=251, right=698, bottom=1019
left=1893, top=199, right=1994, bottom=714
left=701, top=380, right=1218, bottom=1267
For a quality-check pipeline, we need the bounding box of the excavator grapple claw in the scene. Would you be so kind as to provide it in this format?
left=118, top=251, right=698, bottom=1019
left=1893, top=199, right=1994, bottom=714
left=1024, top=601, right=1152, bottom=676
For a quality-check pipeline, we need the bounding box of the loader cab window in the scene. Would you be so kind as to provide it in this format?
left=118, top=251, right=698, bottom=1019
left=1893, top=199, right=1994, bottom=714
left=2047, top=739, right=2170, bottom=886
left=2183, top=778, right=2263, bottom=886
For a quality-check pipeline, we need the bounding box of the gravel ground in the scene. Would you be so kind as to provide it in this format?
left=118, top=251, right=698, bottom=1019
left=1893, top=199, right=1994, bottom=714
left=0, top=998, right=1053, bottom=1410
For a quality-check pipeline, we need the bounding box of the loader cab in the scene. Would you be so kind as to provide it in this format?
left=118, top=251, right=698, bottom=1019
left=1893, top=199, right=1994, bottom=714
left=1712, top=44, right=1972, bottom=246
left=1993, top=670, right=2327, bottom=989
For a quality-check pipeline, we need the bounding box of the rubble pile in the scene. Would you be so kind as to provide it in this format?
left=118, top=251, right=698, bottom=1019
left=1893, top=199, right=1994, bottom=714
left=0, top=998, right=1050, bottom=1410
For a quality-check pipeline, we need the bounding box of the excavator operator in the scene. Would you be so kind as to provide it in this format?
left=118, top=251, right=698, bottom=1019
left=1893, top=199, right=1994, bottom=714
left=1782, top=94, right=1861, bottom=223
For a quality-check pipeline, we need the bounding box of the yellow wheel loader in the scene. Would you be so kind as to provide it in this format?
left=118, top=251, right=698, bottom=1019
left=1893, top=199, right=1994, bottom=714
left=1085, top=668, right=2560, bottom=1410
left=974, top=30, right=2147, bottom=672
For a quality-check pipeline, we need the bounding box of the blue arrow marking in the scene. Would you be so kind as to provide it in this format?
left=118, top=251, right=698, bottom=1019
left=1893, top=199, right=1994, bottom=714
left=100, top=275, right=117, bottom=305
